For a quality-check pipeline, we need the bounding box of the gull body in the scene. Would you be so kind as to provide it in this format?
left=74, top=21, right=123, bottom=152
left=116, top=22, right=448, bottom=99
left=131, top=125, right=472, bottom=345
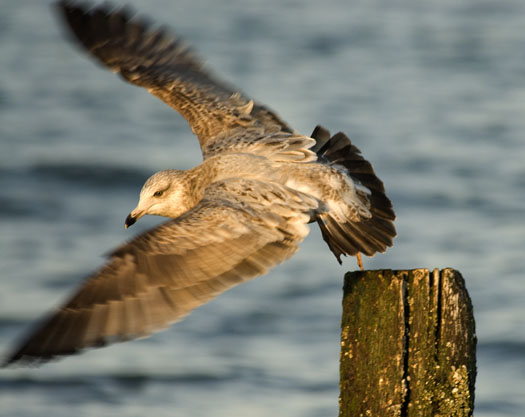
left=127, top=152, right=369, bottom=228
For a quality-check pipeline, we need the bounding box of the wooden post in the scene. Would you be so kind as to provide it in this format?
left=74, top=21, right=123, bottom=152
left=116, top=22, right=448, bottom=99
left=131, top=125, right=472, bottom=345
left=339, top=269, right=476, bottom=417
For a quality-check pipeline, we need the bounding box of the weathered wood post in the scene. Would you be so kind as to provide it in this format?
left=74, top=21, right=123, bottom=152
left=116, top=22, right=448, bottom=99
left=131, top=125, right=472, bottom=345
left=339, top=269, right=476, bottom=417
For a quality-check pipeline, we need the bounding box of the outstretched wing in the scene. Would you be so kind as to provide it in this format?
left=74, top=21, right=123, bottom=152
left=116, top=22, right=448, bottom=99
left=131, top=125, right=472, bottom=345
left=3, top=179, right=323, bottom=366
left=57, top=1, right=293, bottom=157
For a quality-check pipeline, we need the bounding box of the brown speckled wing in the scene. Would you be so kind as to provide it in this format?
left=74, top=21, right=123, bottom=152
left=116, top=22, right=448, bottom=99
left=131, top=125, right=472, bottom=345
left=57, top=1, right=292, bottom=154
left=3, top=179, right=323, bottom=366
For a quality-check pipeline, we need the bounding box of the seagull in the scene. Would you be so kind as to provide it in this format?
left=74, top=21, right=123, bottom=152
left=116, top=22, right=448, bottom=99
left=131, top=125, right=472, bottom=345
left=2, top=1, right=396, bottom=366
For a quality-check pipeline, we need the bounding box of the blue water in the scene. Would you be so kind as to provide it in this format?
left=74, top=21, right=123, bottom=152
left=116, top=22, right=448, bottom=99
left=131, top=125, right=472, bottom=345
left=1, top=0, right=524, bottom=416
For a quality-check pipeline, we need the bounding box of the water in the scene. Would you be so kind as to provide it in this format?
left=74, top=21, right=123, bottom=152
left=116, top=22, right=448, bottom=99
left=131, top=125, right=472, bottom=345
left=1, top=0, right=524, bottom=416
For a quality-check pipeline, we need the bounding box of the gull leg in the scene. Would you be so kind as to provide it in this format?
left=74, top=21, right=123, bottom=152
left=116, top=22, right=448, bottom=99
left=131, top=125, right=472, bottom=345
left=356, top=253, right=364, bottom=271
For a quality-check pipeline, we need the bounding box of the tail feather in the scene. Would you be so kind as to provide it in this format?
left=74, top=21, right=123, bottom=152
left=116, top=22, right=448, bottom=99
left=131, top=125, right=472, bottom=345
left=316, top=217, right=359, bottom=263
left=311, top=125, right=396, bottom=263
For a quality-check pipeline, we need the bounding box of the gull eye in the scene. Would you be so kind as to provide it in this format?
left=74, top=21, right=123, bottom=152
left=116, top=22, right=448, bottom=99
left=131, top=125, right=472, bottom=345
left=153, top=190, right=164, bottom=197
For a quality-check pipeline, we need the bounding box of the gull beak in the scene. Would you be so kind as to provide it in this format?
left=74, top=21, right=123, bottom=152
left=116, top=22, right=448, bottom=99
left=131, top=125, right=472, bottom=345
left=125, top=213, right=136, bottom=229
left=125, top=209, right=145, bottom=229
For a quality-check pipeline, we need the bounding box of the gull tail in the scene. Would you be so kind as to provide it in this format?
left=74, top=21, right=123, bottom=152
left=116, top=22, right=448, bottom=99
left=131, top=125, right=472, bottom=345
left=310, top=125, right=396, bottom=264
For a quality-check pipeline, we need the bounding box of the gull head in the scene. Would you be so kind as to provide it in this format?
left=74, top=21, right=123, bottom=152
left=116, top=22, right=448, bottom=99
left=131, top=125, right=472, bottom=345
left=125, top=169, right=192, bottom=228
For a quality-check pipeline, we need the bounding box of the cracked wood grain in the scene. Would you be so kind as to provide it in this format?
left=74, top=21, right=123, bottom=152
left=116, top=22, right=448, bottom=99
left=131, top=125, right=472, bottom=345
left=339, top=269, right=476, bottom=417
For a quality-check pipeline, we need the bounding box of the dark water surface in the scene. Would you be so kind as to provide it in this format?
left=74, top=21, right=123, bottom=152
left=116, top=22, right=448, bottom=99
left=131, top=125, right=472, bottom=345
left=1, top=1, right=524, bottom=416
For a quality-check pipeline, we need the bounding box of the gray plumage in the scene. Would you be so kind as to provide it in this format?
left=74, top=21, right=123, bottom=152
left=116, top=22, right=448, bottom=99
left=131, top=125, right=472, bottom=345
left=2, top=1, right=395, bottom=366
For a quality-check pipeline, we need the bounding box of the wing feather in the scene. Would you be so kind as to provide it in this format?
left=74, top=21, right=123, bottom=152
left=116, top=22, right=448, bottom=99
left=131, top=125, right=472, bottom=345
left=57, top=1, right=293, bottom=154
left=3, top=179, right=323, bottom=366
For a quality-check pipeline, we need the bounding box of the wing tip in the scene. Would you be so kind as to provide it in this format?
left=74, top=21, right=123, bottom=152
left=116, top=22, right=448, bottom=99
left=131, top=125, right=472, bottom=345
left=1, top=348, right=57, bottom=369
